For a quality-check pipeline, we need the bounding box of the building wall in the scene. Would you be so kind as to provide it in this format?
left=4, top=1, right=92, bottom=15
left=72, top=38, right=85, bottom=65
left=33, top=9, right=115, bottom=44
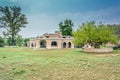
left=29, top=38, right=74, bottom=49
left=29, top=31, right=74, bottom=49
left=46, top=39, right=62, bottom=49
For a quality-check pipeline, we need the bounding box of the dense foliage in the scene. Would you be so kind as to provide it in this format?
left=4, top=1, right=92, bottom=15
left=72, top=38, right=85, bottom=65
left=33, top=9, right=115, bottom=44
left=23, top=38, right=30, bottom=47
left=16, top=35, right=23, bottom=46
left=0, top=36, right=5, bottom=47
left=108, top=24, right=120, bottom=38
left=6, top=37, right=12, bottom=46
left=73, top=21, right=118, bottom=48
left=59, top=19, right=74, bottom=36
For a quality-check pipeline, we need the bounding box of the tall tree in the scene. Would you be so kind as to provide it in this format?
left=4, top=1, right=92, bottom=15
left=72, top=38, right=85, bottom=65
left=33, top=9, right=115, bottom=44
left=0, top=6, right=27, bottom=45
left=59, top=19, right=74, bottom=36
left=73, top=21, right=118, bottom=48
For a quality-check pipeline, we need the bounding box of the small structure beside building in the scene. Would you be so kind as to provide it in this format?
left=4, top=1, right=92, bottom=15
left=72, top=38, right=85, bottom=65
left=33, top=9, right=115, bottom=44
left=28, top=31, right=74, bottom=49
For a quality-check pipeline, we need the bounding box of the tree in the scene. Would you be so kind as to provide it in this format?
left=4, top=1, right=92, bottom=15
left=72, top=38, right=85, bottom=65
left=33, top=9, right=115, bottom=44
left=0, top=6, right=27, bottom=46
left=108, top=24, right=120, bottom=38
left=23, top=38, right=30, bottom=47
left=6, top=37, right=12, bottom=46
left=16, top=35, right=23, bottom=47
left=0, top=36, right=5, bottom=47
left=73, top=21, right=118, bottom=48
left=59, top=19, right=74, bottom=36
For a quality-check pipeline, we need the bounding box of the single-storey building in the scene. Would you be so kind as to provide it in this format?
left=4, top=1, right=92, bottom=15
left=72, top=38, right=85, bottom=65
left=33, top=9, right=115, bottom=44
left=28, top=31, right=74, bottom=49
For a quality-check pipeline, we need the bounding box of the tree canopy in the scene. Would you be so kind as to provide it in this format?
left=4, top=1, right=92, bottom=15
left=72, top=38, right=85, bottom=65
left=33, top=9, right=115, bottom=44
left=0, top=6, right=27, bottom=45
left=108, top=24, right=120, bottom=38
left=73, top=21, right=118, bottom=48
left=59, top=19, right=74, bottom=36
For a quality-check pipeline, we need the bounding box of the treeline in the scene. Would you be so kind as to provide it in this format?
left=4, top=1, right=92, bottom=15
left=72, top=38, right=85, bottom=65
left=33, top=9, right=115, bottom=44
left=58, top=19, right=120, bottom=39
left=1, top=20, right=120, bottom=47
left=0, top=35, right=29, bottom=47
left=108, top=24, right=120, bottom=38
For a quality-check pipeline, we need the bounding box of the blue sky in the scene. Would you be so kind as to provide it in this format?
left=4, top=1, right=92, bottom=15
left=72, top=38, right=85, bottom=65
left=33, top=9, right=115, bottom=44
left=0, top=0, right=120, bottom=37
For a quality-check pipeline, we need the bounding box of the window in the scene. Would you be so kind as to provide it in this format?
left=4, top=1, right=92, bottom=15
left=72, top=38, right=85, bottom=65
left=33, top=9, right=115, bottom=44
left=46, top=36, right=49, bottom=38
left=51, top=41, right=57, bottom=46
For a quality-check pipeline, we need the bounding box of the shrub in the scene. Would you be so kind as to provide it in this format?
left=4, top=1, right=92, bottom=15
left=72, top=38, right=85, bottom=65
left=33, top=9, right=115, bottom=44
left=0, top=36, right=5, bottom=47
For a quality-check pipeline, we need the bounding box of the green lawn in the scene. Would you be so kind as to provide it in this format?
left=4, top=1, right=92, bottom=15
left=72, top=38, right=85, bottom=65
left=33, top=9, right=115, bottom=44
left=0, top=48, right=120, bottom=80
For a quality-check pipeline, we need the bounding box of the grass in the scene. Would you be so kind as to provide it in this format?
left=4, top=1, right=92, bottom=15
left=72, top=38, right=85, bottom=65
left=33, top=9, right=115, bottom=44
left=0, top=48, right=120, bottom=80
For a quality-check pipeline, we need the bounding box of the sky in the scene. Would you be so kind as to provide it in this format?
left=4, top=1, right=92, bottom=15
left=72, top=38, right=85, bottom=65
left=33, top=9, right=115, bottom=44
left=0, top=0, right=120, bottom=37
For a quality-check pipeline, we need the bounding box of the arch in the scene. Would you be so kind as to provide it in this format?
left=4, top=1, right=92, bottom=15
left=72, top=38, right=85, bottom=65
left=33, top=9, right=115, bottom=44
left=68, top=42, right=71, bottom=48
left=63, top=42, right=66, bottom=48
left=31, top=42, right=36, bottom=47
left=40, top=40, right=46, bottom=48
left=31, top=42, right=34, bottom=47
left=51, top=41, right=57, bottom=47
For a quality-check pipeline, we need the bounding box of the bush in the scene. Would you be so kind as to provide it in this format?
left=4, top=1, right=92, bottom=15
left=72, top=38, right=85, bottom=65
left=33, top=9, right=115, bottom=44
left=16, top=35, right=23, bottom=47
left=23, top=38, right=30, bottom=47
left=0, top=36, right=5, bottom=47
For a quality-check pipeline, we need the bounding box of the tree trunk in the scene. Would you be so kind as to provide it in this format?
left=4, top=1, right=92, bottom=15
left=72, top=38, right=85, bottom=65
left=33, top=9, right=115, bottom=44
left=11, top=34, right=15, bottom=46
